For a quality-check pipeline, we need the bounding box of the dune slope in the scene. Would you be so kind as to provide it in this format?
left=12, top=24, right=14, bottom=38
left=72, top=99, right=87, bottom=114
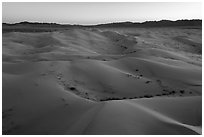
left=2, top=27, right=202, bottom=135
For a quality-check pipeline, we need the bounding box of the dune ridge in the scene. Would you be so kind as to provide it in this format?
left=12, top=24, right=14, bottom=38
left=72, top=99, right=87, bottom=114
left=2, top=27, right=202, bottom=134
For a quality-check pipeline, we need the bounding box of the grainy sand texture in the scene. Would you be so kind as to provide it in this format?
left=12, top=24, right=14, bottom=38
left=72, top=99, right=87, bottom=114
left=2, top=27, right=202, bottom=135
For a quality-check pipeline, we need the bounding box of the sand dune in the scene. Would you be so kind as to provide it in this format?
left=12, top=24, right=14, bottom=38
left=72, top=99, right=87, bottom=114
left=2, top=27, right=202, bottom=134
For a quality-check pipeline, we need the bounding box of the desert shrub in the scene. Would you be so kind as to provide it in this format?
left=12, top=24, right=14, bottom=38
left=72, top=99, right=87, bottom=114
left=171, top=91, right=176, bottom=94
left=143, top=95, right=153, bottom=98
left=145, top=81, right=151, bottom=84
left=180, top=90, right=185, bottom=94
left=69, top=87, right=76, bottom=90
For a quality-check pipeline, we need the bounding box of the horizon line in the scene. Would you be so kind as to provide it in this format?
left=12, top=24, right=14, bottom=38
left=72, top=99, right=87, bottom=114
left=3, top=18, right=202, bottom=26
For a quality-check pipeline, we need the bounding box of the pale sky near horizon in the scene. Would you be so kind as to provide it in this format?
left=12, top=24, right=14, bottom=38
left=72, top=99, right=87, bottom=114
left=2, top=2, right=202, bottom=25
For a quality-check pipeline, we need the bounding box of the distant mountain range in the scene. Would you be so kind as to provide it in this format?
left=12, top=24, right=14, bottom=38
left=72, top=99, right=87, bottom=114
left=94, top=19, right=202, bottom=27
left=2, top=19, right=202, bottom=32
left=3, top=19, right=202, bottom=27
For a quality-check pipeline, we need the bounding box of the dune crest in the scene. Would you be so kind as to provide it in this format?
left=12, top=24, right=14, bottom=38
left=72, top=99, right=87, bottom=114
left=3, top=27, right=202, bottom=135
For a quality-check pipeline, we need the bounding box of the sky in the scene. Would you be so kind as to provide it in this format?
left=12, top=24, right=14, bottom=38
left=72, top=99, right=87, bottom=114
left=2, top=2, right=202, bottom=25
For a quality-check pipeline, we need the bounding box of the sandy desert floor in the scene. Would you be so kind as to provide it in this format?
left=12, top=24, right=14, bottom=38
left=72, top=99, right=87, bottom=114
left=2, top=27, right=202, bottom=134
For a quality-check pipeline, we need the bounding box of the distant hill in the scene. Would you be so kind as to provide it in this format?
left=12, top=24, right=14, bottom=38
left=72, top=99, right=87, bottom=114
left=3, top=21, right=74, bottom=27
left=2, top=21, right=80, bottom=33
left=94, top=19, right=202, bottom=28
left=2, top=19, right=202, bottom=32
